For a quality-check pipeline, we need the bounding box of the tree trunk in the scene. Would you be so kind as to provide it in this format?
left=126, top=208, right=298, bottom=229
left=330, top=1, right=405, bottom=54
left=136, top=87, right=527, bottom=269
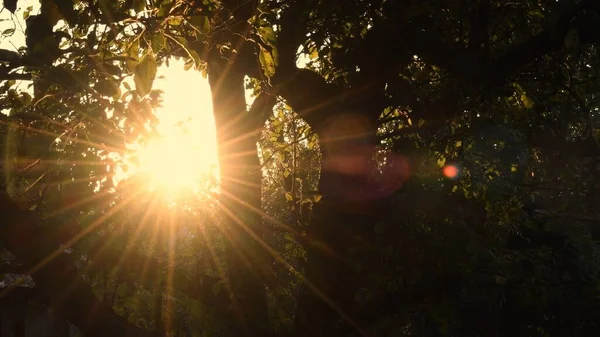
left=274, top=66, right=387, bottom=337
left=207, top=62, right=271, bottom=336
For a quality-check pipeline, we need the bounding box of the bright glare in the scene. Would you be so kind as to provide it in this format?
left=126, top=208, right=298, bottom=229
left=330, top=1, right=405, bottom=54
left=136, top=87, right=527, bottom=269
left=130, top=61, right=218, bottom=195
left=138, top=134, right=212, bottom=191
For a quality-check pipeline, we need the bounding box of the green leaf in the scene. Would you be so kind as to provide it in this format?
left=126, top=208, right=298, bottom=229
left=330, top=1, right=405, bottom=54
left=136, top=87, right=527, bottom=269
left=259, top=46, right=276, bottom=77
left=189, top=15, right=210, bottom=34
left=2, top=28, right=14, bottom=36
left=168, top=16, right=183, bottom=26
left=151, top=33, right=166, bottom=52
left=95, top=78, right=120, bottom=98
left=126, top=40, right=140, bottom=72
left=133, top=0, right=146, bottom=13
left=285, top=192, right=293, bottom=202
left=23, top=6, right=33, bottom=19
left=309, top=47, right=318, bottom=60
left=259, top=26, right=276, bottom=46
left=134, top=53, right=158, bottom=97
left=520, top=94, right=534, bottom=109
left=157, top=0, right=175, bottom=17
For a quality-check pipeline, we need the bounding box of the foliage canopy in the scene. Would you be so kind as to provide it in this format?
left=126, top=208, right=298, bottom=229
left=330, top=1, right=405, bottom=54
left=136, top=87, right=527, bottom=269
left=1, top=0, right=600, bottom=337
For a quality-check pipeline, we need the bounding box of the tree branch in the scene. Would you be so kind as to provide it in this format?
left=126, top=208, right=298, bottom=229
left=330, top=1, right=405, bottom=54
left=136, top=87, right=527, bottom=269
left=412, top=1, right=600, bottom=85
left=247, top=91, right=277, bottom=136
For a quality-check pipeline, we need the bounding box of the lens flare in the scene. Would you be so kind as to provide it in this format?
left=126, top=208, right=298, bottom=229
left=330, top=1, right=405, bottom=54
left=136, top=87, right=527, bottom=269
left=443, top=165, right=459, bottom=179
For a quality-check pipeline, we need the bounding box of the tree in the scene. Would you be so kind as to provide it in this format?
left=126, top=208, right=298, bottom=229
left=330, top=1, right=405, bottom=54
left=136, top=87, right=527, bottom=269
left=1, top=0, right=600, bottom=336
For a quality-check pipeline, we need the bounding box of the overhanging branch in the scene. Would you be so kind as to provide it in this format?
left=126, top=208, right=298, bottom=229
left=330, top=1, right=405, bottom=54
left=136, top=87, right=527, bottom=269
left=411, top=2, right=600, bottom=85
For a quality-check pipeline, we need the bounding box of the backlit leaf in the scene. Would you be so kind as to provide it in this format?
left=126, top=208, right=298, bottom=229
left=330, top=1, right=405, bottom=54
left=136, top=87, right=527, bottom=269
left=259, top=26, right=276, bottom=46
left=189, top=15, right=210, bottom=34
left=520, top=94, right=534, bottom=109
left=259, top=46, right=275, bottom=77
left=151, top=33, right=166, bottom=52
left=134, top=53, right=158, bottom=97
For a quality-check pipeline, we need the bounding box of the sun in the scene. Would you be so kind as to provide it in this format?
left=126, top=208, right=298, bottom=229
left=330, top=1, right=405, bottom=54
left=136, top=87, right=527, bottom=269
left=137, top=132, right=214, bottom=192
left=128, top=61, right=219, bottom=195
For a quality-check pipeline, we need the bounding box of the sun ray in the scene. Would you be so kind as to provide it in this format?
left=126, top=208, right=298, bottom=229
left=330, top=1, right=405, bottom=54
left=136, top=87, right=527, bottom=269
left=119, top=61, right=219, bottom=197
left=0, top=187, right=145, bottom=301
left=106, top=194, right=163, bottom=279
left=216, top=192, right=368, bottom=336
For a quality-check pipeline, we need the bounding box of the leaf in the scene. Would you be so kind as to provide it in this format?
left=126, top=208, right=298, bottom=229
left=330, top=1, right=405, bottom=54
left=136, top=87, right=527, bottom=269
left=314, top=195, right=322, bottom=202
left=23, top=6, right=33, bottom=19
left=168, top=16, right=182, bottom=26
left=173, top=36, right=201, bottom=68
left=2, top=28, right=14, bottom=36
left=564, top=28, right=579, bottom=51
left=285, top=192, right=293, bottom=202
left=151, top=32, right=166, bottom=52
left=157, top=0, right=175, bottom=17
left=189, top=15, right=210, bottom=34
left=259, top=26, right=276, bottom=46
left=520, top=94, right=534, bottom=109
left=20, top=92, right=31, bottom=106
left=134, top=53, right=158, bottom=97
left=259, top=46, right=276, bottom=77
left=41, top=0, right=64, bottom=26
left=95, top=78, right=120, bottom=98
left=126, top=40, right=140, bottom=72
left=3, top=0, right=16, bottom=13
left=116, top=283, right=130, bottom=297
left=183, top=59, right=193, bottom=71
left=188, top=49, right=201, bottom=69
left=100, top=62, right=122, bottom=76
left=133, top=0, right=146, bottom=13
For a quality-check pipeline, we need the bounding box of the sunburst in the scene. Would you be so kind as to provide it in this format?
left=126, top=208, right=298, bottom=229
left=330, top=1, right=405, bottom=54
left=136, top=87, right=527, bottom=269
left=125, top=61, right=219, bottom=196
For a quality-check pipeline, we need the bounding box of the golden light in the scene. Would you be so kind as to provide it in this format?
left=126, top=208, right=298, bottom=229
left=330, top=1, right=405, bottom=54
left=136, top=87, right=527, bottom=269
left=137, top=134, right=210, bottom=191
left=126, top=60, right=219, bottom=195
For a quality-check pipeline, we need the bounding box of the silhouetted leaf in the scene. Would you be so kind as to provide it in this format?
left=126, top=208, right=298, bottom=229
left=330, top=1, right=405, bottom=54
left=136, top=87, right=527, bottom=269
left=3, top=0, right=16, bottom=13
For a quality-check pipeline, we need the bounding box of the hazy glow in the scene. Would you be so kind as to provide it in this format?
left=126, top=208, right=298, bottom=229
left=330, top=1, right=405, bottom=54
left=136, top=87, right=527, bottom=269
left=131, top=61, right=218, bottom=194
left=443, top=165, right=459, bottom=179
